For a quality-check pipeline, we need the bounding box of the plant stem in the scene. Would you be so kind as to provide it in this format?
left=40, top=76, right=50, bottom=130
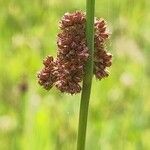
left=77, top=0, right=95, bottom=150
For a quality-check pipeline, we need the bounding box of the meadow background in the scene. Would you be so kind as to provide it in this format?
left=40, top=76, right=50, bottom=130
left=0, top=0, right=150, bottom=149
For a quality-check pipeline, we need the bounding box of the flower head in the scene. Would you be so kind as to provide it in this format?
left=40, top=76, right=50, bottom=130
left=37, top=11, right=112, bottom=94
left=94, top=18, right=112, bottom=79
left=37, top=56, right=56, bottom=90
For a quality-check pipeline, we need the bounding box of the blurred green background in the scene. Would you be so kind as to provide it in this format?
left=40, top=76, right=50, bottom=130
left=0, top=0, right=150, bottom=149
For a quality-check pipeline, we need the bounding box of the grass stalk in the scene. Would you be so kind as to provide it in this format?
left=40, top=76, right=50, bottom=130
left=77, top=0, right=95, bottom=150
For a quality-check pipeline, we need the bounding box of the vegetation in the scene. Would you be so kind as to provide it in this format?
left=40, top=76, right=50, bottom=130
left=0, top=0, right=149, bottom=149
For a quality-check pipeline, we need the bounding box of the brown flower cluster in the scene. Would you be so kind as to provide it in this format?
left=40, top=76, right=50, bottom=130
left=37, top=56, right=56, bottom=90
left=37, top=11, right=112, bottom=94
left=94, top=19, right=112, bottom=79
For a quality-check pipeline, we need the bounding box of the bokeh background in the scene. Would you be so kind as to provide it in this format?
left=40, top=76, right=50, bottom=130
left=0, top=0, right=150, bottom=149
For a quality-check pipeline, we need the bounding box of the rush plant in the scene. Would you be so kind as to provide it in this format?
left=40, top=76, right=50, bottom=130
left=37, top=0, right=112, bottom=149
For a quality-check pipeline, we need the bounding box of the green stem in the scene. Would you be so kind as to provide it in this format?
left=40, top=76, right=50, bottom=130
left=77, top=0, right=95, bottom=150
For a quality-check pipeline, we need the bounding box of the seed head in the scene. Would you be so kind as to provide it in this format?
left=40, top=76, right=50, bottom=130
left=37, top=11, right=112, bottom=94
left=37, top=56, right=56, bottom=90
left=55, top=11, right=88, bottom=94
left=94, top=18, right=112, bottom=79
